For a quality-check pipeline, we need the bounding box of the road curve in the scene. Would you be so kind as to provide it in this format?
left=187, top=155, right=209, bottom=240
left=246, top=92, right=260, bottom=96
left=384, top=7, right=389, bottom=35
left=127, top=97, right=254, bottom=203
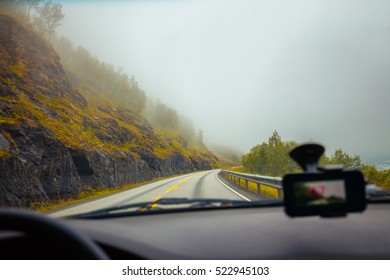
left=49, top=170, right=251, bottom=218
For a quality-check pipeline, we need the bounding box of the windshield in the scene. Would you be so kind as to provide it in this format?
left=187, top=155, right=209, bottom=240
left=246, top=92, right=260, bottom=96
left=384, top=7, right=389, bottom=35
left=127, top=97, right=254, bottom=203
left=0, top=0, right=389, bottom=217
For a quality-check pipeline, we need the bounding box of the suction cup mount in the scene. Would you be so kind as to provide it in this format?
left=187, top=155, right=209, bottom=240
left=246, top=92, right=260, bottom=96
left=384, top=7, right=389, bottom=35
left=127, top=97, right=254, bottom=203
left=289, top=143, right=325, bottom=173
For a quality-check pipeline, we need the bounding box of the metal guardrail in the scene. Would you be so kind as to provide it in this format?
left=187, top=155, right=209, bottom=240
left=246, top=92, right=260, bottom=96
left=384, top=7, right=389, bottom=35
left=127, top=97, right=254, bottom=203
left=220, top=170, right=284, bottom=199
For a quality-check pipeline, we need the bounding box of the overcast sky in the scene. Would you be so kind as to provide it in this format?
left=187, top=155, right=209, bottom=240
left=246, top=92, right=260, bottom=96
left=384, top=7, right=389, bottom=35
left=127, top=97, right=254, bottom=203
left=58, top=0, right=390, bottom=161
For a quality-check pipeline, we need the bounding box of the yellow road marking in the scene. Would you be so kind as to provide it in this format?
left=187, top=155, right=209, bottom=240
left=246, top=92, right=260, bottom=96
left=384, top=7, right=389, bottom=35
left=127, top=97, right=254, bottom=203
left=178, top=175, right=195, bottom=184
left=166, top=185, right=178, bottom=193
left=150, top=174, right=200, bottom=207
left=164, top=175, right=197, bottom=193
left=140, top=173, right=203, bottom=211
left=140, top=196, right=161, bottom=211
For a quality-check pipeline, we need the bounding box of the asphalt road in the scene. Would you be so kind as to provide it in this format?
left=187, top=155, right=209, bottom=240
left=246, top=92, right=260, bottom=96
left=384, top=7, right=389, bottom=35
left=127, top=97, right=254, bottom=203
left=49, top=169, right=256, bottom=218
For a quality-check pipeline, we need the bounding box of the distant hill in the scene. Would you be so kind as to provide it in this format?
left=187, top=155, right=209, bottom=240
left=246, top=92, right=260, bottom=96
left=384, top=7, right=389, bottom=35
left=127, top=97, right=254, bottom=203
left=0, top=13, right=219, bottom=207
left=207, top=143, right=242, bottom=168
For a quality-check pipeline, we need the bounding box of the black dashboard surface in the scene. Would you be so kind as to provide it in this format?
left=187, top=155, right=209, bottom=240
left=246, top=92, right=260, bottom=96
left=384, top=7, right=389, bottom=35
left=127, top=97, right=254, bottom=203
left=62, top=203, right=390, bottom=259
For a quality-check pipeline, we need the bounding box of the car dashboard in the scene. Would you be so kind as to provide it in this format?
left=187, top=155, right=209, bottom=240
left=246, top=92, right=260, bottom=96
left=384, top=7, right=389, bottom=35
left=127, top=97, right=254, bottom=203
left=55, top=203, right=390, bottom=260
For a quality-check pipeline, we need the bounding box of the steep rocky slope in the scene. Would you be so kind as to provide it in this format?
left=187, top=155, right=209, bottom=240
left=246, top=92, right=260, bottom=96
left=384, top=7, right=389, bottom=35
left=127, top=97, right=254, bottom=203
left=0, top=14, right=219, bottom=207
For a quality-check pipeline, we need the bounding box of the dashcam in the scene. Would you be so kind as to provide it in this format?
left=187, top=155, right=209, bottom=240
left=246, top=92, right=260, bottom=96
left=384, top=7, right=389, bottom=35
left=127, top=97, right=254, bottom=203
left=283, top=170, right=366, bottom=217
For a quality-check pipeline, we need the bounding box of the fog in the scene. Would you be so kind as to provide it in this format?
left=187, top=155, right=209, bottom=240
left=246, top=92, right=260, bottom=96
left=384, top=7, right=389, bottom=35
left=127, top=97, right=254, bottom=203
left=58, top=0, right=390, bottom=161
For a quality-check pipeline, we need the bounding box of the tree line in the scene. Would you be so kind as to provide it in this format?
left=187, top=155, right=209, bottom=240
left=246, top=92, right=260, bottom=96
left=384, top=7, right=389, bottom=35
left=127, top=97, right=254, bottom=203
left=52, top=35, right=147, bottom=114
left=0, top=0, right=64, bottom=40
left=144, top=99, right=204, bottom=145
left=242, top=131, right=390, bottom=189
left=242, top=131, right=299, bottom=176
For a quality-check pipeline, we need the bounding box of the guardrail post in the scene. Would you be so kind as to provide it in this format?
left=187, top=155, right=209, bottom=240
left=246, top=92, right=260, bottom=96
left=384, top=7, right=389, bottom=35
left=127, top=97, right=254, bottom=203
left=277, top=189, right=283, bottom=199
left=257, top=183, right=261, bottom=194
left=245, top=179, right=248, bottom=189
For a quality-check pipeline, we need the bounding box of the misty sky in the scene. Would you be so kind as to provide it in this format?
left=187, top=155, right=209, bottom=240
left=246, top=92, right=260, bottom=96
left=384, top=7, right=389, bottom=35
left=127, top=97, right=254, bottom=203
left=58, top=0, right=390, bottom=160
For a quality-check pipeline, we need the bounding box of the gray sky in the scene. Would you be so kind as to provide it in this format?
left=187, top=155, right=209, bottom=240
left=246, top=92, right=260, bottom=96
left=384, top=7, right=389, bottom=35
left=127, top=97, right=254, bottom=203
left=58, top=0, right=390, bottom=160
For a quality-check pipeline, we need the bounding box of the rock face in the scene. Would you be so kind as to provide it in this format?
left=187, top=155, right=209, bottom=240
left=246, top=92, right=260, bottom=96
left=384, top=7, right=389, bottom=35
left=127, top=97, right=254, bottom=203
left=0, top=15, right=217, bottom=208
left=0, top=123, right=212, bottom=207
left=0, top=124, right=83, bottom=207
left=0, top=120, right=212, bottom=207
left=68, top=148, right=208, bottom=189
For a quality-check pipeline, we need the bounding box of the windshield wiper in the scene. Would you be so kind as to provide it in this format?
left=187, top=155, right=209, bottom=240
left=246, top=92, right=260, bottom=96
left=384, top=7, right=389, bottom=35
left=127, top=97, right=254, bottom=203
left=72, top=197, right=283, bottom=218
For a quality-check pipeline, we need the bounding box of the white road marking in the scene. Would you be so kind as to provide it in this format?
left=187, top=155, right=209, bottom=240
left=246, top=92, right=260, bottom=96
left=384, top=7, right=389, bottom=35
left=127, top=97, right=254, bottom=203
left=215, top=172, right=251, bottom=202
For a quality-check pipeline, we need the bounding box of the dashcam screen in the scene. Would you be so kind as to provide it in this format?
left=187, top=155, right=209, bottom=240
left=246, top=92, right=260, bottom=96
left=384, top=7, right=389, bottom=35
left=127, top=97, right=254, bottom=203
left=293, top=180, right=346, bottom=207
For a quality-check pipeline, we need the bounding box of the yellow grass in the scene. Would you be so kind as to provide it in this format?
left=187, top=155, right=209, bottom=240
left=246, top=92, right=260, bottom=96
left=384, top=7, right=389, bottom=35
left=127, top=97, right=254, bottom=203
left=0, top=148, right=11, bottom=157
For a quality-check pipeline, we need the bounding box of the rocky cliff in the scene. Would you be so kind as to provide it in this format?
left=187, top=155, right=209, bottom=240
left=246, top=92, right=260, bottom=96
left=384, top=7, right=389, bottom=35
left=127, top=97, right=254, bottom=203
left=0, top=14, right=219, bottom=207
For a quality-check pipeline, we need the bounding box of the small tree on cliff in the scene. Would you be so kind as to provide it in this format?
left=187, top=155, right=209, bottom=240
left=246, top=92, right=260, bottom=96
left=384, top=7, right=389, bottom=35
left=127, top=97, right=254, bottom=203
left=32, top=1, right=64, bottom=40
